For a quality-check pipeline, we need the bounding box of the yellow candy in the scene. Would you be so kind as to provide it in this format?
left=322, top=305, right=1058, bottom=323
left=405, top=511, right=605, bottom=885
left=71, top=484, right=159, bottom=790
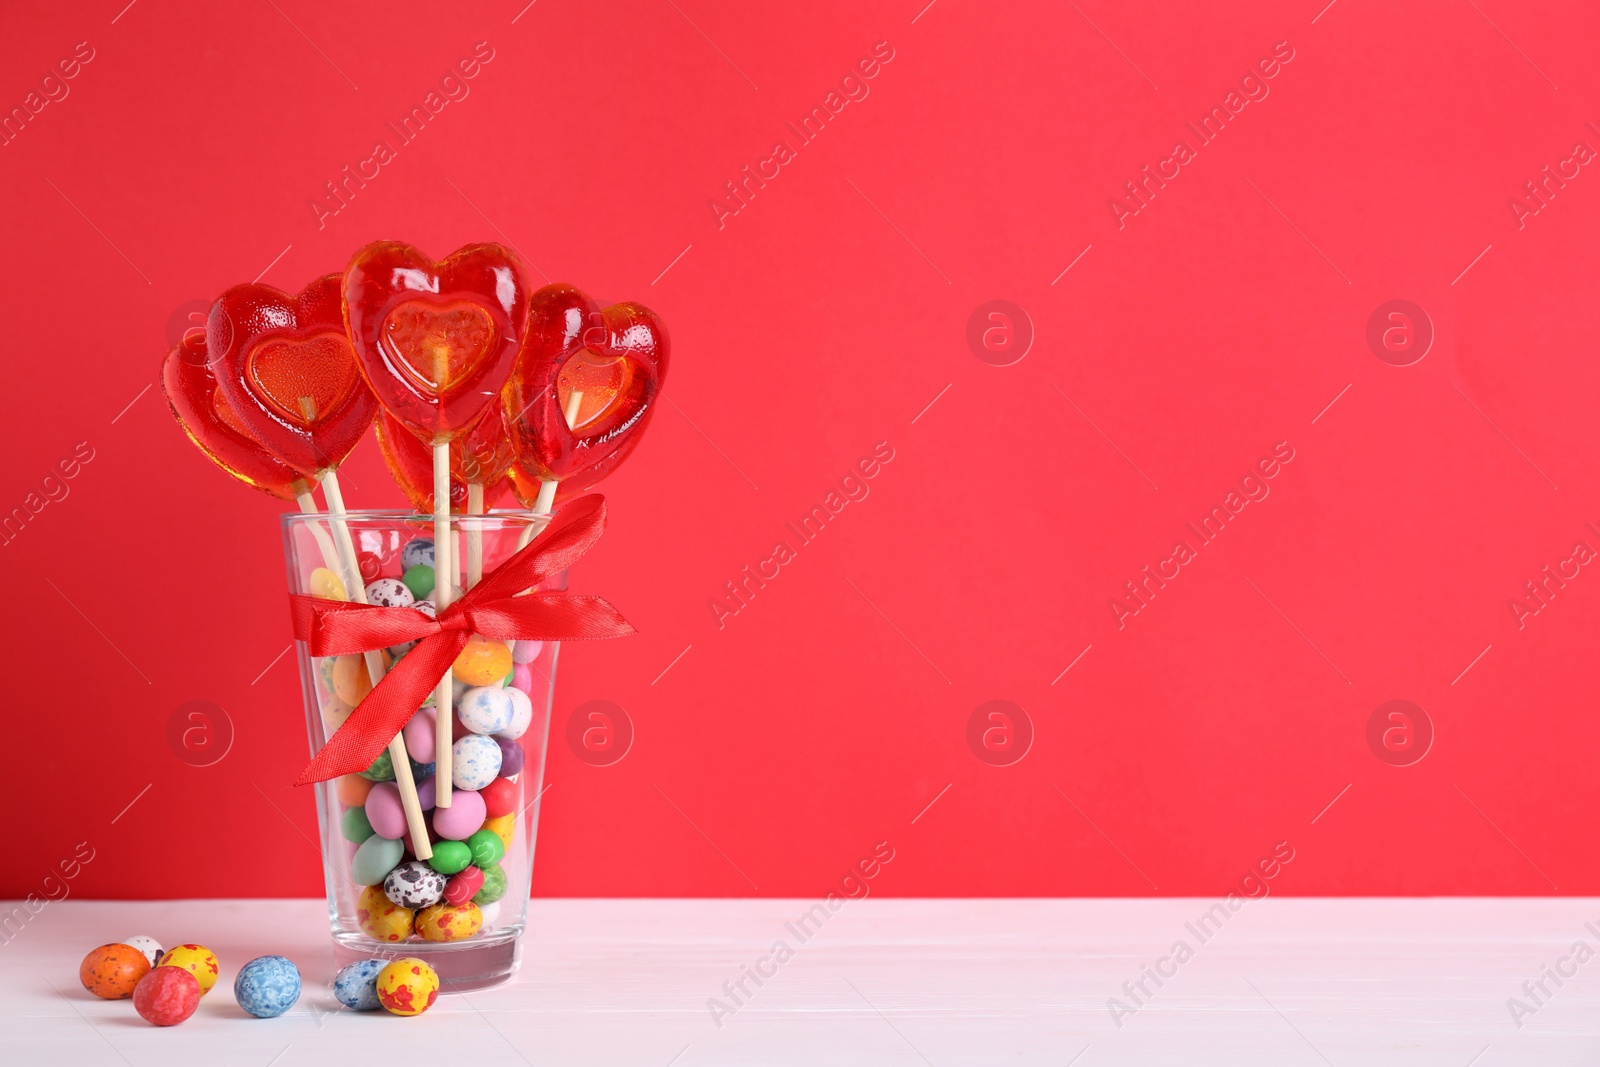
left=333, top=652, right=389, bottom=706
left=322, top=696, right=353, bottom=730
left=415, top=901, right=483, bottom=943
left=310, top=566, right=347, bottom=600
left=158, top=944, right=219, bottom=995
left=483, top=813, right=514, bottom=851
left=452, top=635, right=512, bottom=686
left=376, top=957, right=439, bottom=1016
left=356, top=884, right=414, bottom=942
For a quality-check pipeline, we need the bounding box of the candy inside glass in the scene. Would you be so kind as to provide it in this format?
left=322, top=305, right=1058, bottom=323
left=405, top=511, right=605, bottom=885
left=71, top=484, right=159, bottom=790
left=282, top=510, right=559, bottom=991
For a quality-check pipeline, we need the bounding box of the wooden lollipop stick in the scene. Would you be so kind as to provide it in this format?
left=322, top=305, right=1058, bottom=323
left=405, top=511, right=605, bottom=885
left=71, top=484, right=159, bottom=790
left=516, top=389, right=584, bottom=552
left=466, top=482, right=485, bottom=589
left=320, top=468, right=433, bottom=860
left=432, top=442, right=456, bottom=808
left=293, top=491, right=342, bottom=577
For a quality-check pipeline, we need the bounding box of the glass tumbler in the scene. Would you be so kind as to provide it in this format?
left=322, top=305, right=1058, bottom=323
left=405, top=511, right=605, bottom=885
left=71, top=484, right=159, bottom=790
left=282, top=510, right=559, bottom=991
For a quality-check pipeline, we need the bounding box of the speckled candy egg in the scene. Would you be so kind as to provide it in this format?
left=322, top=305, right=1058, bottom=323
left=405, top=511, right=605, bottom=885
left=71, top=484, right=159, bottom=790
left=158, top=944, right=219, bottom=995
left=356, top=884, right=415, bottom=942
left=365, top=577, right=414, bottom=608
left=233, top=955, right=301, bottom=1018
left=415, top=901, right=483, bottom=942
left=360, top=749, right=395, bottom=782
left=496, top=687, right=533, bottom=740
left=333, top=959, right=387, bottom=1010
left=384, top=860, right=447, bottom=908
left=451, top=734, right=502, bottom=790
left=458, top=686, right=513, bottom=735
left=452, top=635, right=513, bottom=686
left=121, top=935, right=163, bottom=970
left=376, top=957, right=440, bottom=1016
left=134, top=965, right=201, bottom=1026
left=80, top=943, right=150, bottom=999
left=401, top=538, right=435, bottom=570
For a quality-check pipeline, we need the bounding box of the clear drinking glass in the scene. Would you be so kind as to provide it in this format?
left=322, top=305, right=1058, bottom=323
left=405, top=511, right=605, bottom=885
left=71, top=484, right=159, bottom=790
left=282, top=510, right=559, bottom=991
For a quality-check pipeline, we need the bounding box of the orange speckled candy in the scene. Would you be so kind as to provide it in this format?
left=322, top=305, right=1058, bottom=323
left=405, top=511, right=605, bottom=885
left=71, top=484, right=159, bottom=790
left=336, top=774, right=374, bottom=807
left=376, top=957, right=439, bottom=1016
left=452, top=636, right=512, bottom=686
left=356, top=884, right=415, bottom=942
left=333, top=652, right=389, bottom=705
left=483, top=813, right=514, bottom=851
left=79, top=943, right=151, bottom=999
left=415, top=900, right=483, bottom=942
left=157, top=944, right=219, bottom=995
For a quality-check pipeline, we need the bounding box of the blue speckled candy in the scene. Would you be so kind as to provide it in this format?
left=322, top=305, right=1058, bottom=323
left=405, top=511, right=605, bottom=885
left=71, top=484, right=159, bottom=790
left=452, top=734, right=502, bottom=791
left=401, top=538, right=434, bottom=570
left=458, top=687, right=513, bottom=735
left=234, top=955, right=301, bottom=1018
left=333, top=959, right=386, bottom=1011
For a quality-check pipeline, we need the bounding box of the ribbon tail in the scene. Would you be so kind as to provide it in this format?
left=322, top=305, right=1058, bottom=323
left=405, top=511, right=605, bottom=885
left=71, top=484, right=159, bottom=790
left=295, top=633, right=467, bottom=785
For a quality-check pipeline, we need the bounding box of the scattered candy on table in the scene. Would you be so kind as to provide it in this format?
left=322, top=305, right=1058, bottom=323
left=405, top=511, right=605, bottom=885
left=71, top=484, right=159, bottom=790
left=333, top=959, right=387, bottom=1010
left=234, top=955, right=302, bottom=1018
left=134, top=965, right=202, bottom=1026
left=158, top=943, right=219, bottom=995
left=79, top=943, right=150, bottom=999
left=376, top=957, right=440, bottom=1016
left=121, top=935, right=163, bottom=969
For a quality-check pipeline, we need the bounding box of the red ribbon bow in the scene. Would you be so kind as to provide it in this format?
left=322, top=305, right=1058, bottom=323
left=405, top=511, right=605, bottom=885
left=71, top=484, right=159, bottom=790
left=289, top=495, right=634, bottom=785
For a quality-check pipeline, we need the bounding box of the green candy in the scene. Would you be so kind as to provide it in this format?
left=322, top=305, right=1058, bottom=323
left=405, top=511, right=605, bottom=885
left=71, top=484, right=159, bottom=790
left=428, top=840, right=472, bottom=875
left=473, top=862, right=506, bottom=905
left=467, top=829, right=504, bottom=868
left=340, top=807, right=374, bottom=843
left=402, top=564, right=435, bottom=600
left=359, top=750, right=394, bottom=782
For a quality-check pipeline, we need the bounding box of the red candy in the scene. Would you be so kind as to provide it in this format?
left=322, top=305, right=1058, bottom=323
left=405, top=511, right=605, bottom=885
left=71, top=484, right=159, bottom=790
left=443, top=865, right=485, bottom=905
left=503, top=284, right=669, bottom=485
left=343, top=242, right=531, bottom=444
left=207, top=273, right=379, bottom=477
left=376, top=410, right=511, bottom=514
left=480, top=776, right=517, bottom=818
left=133, top=965, right=201, bottom=1026
left=161, top=334, right=309, bottom=501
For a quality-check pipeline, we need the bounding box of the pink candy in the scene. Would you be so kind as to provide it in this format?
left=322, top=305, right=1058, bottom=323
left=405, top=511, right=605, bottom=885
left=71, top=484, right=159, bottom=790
left=403, top=707, right=437, bottom=763
left=511, top=640, right=542, bottom=664
left=365, top=782, right=406, bottom=839
left=432, top=789, right=485, bottom=840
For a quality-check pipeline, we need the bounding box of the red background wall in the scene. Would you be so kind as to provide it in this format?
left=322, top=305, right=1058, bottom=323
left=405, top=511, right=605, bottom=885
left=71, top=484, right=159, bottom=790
left=4, top=0, right=1597, bottom=899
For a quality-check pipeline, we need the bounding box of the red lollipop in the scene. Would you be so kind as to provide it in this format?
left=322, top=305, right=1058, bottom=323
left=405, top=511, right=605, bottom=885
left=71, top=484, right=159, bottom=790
left=207, top=273, right=378, bottom=478
left=503, top=284, right=669, bottom=512
left=162, top=334, right=310, bottom=502
left=343, top=241, right=530, bottom=445
left=345, top=241, right=530, bottom=808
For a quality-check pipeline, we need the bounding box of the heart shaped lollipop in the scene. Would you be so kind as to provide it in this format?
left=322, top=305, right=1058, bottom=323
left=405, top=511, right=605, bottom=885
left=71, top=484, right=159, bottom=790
left=162, top=334, right=310, bottom=501
left=207, top=273, right=378, bottom=478
left=503, top=285, right=670, bottom=485
left=343, top=241, right=531, bottom=444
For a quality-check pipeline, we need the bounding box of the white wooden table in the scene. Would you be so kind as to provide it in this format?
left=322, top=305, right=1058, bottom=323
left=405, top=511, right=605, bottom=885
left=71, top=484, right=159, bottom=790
left=3, top=898, right=1595, bottom=1064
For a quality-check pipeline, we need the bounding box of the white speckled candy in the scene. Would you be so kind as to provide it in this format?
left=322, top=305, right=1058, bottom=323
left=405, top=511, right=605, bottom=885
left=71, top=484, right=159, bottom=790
left=384, top=860, right=447, bottom=908
left=366, top=578, right=414, bottom=608
left=121, top=935, right=162, bottom=969
left=452, top=734, right=502, bottom=791
left=495, top=687, right=533, bottom=740
left=401, top=538, right=434, bottom=570
left=458, top=687, right=513, bottom=735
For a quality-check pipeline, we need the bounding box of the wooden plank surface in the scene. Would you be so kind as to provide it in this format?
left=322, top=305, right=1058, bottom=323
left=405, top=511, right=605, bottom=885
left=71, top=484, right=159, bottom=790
left=4, top=898, right=1597, bottom=1064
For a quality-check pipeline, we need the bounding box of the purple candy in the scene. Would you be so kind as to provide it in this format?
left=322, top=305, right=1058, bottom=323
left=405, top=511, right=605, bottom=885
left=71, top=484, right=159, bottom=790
left=416, top=775, right=437, bottom=812
left=495, top=738, right=525, bottom=777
